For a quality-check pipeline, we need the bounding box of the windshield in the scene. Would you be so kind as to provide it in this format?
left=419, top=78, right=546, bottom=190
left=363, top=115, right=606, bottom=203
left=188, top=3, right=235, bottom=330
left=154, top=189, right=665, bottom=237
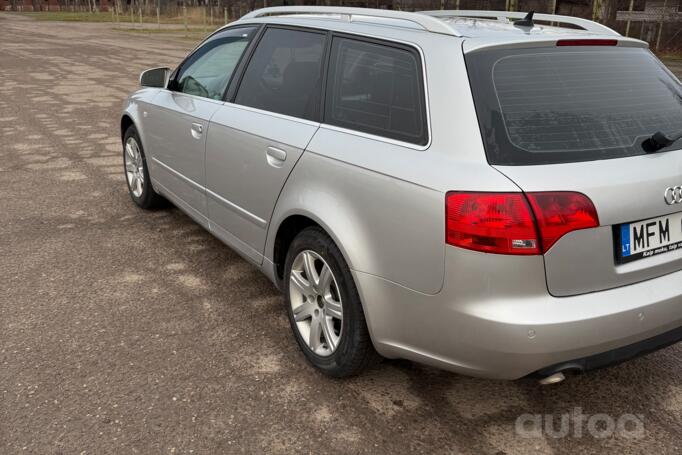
left=465, top=46, right=682, bottom=165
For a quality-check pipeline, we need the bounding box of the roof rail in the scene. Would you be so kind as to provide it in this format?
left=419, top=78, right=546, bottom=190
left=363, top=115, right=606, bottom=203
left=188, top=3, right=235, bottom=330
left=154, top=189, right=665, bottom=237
left=421, top=10, right=620, bottom=36
left=240, top=6, right=460, bottom=36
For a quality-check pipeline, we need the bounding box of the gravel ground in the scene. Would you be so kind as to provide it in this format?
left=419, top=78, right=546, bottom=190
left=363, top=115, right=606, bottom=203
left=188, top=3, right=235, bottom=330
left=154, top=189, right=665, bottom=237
left=1, top=13, right=682, bottom=455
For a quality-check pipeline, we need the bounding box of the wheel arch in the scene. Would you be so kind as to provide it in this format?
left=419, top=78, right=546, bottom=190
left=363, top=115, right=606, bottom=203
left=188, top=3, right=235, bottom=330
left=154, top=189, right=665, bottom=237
left=120, top=114, right=135, bottom=140
left=269, top=209, right=381, bottom=353
left=120, top=90, right=157, bottom=154
left=270, top=211, right=356, bottom=285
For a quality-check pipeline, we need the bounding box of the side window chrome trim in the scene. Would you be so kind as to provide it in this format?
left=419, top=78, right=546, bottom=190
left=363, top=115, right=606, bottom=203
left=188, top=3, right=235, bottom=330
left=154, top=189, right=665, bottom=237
left=319, top=123, right=430, bottom=151
left=324, top=31, right=432, bottom=151
left=222, top=101, right=322, bottom=127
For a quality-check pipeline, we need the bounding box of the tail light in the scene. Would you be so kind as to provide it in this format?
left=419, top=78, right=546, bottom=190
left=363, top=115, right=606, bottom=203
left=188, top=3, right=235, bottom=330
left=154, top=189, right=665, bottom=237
left=446, top=192, right=598, bottom=255
left=446, top=193, right=539, bottom=255
left=526, top=192, right=600, bottom=252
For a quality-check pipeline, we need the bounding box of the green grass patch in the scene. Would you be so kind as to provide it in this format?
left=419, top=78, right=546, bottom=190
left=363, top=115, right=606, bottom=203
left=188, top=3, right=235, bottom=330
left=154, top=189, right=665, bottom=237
left=112, top=26, right=218, bottom=41
left=16, top=11, right=115, bottom=22
left=113, top=27, right=211, bottom=33
left=13, top=11, right=229, bottom=26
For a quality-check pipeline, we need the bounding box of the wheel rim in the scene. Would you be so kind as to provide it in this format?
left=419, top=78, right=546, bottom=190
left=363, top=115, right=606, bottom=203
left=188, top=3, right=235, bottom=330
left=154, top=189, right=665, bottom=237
left=124, top=137, right=145, bottom=198
left=289, top=250, right=343, bottom=357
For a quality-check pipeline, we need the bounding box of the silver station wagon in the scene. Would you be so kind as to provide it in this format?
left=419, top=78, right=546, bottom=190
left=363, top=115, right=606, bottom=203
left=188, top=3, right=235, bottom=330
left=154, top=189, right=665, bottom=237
left=121, top=7, right=682, bottom=382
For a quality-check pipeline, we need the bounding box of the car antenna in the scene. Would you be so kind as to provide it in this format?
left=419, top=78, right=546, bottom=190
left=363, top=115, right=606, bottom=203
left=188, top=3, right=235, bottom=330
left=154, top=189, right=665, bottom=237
left=514, top=11, right=535, bottom=28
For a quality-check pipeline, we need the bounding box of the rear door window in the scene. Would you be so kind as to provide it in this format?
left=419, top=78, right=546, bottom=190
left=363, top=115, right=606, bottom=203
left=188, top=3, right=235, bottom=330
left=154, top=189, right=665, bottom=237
left=324, top=37, right=428, bottom=146
left=234, top=27, right=326, bottom=121
left=466, top=47, right=682, bottom=165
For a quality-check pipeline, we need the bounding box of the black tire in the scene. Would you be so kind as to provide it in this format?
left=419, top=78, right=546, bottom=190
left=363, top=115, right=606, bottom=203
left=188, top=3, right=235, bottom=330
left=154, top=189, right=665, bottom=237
left=123, top=125, right=166, bottom=210
left=284, top=226, right=380, bottom=377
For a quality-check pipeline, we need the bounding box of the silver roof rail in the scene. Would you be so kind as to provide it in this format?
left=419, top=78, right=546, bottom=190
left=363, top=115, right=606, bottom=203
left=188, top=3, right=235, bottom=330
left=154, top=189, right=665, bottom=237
left=240, top=6, right=460, bottom=36
left=421, top=10, right=621, bottom=36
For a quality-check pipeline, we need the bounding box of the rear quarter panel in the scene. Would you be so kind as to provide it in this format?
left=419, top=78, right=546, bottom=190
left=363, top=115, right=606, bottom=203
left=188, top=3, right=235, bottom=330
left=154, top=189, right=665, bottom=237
left=269, top=150, right=446, bottom=294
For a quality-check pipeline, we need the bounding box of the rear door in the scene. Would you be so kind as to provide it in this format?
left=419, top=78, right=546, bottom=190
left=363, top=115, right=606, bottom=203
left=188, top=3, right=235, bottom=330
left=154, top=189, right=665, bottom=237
left=205, top=27, right=327, bottom=263
left=465, top=44, right=682, bottom=296
left=145, top=25, right=257, bottom=221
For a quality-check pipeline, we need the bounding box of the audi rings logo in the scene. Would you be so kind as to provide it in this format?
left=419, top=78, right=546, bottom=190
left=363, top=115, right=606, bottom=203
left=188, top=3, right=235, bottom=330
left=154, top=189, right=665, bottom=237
left=664, top=186, right=682, bottom=205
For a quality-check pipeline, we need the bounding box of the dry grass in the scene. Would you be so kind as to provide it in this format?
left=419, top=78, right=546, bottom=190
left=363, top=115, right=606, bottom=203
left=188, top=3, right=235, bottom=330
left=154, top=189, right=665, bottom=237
left=14, top=10, right=231, bottom=26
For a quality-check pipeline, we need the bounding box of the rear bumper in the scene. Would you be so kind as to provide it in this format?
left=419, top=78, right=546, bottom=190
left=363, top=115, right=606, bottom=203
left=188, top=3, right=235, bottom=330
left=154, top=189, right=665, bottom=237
left=537, top=324, right=682, bottom=376
left=354, top=246, right=682, bottom=379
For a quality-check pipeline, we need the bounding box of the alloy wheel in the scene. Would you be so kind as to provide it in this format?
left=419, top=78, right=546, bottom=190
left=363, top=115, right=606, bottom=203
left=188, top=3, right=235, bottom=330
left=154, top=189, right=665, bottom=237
left=124, top=137, right=145, bottom=198
left=289, top=250, right=343, bottom=356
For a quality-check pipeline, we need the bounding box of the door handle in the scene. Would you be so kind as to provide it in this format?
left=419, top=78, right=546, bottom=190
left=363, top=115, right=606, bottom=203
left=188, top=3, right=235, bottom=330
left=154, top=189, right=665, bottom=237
left=266, top=146, right=287, bottom=167
left=191, top=122, right=203, bottom=139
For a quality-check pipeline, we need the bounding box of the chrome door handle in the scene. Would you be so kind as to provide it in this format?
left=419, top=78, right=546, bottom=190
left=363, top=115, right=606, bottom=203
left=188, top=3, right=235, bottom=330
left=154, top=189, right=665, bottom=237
left=191, top=122, right=203, bottom=139
left=266, top=146, right=287, bottom=167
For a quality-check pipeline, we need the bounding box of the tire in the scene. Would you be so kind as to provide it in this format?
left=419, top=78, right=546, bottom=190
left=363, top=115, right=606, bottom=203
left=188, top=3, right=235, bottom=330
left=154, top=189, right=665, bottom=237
left=123, top=125, right=166, bottom=210
left=284, top=226, right=380, bottom=377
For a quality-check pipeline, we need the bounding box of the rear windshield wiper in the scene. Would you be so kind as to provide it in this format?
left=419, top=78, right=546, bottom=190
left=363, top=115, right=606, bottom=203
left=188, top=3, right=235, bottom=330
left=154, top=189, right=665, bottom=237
left=642, top=130, right=682, bottom=153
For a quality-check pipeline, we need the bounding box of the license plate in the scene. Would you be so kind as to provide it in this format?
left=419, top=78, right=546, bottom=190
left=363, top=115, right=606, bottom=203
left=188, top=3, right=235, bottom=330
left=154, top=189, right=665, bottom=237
left=617, top=212, right=682, bottom=264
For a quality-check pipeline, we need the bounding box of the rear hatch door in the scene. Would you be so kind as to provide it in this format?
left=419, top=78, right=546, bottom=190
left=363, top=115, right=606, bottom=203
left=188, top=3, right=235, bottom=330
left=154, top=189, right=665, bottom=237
left=465, top=42, right=682, bottom=296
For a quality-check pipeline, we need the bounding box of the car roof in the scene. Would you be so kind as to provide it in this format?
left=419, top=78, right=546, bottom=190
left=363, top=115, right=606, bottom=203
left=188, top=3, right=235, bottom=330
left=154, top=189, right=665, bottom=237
left=229, top=7, right=648, bottom=53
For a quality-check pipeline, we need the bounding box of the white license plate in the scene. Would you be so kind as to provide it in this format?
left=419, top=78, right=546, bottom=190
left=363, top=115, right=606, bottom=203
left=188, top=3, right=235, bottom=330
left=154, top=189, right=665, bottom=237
left=618, top=212, right=682, bottom=263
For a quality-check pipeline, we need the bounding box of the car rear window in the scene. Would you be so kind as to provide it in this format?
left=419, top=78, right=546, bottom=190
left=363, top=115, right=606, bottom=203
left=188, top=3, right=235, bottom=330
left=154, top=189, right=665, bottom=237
left=465, top=46, right=682, bottom=165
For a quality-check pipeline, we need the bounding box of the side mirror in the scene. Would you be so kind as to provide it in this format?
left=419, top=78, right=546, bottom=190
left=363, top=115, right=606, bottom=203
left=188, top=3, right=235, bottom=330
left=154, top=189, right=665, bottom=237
left=140, top=67, right=171, bottom=88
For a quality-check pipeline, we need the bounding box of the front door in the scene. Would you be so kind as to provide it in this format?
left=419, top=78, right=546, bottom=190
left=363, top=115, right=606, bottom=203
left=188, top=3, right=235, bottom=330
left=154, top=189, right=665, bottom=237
left=145, top=25, right=258, bottom=223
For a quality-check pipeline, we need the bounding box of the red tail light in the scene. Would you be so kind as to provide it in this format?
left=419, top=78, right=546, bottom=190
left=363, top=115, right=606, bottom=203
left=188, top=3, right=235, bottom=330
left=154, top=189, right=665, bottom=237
left=446, top=193, right=539, bottom=255
left=526, top=192, right=599, bottom=252
left=556, top=39, right=618, bottom=47
left=446, top=192, right=599, bottom=255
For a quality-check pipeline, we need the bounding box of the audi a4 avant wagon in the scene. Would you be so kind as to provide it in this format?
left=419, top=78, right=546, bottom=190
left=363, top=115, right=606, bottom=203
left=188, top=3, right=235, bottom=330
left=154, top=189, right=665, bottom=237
left=121, top=7, right=682, bottom=382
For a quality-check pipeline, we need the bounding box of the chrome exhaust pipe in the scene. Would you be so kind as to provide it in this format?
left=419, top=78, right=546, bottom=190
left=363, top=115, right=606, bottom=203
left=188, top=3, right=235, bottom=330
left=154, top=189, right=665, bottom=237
left=538, top=372, right=566, bottom=385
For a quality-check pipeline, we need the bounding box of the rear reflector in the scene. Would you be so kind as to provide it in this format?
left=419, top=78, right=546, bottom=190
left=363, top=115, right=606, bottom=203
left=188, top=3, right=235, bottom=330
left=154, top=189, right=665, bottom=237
left=556, top=39, right=618, bottom=47
left=446, top=192, right=599, bottom=255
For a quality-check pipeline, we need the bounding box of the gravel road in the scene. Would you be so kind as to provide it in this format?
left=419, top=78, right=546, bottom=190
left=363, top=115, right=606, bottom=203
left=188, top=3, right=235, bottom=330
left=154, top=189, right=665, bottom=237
left=1, top=13, right=682, bottom=454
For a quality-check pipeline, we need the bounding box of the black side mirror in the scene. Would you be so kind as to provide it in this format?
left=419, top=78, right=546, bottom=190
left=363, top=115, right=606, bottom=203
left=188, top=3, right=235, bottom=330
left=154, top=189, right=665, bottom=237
left=140, top=67, right=171, bottom=88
